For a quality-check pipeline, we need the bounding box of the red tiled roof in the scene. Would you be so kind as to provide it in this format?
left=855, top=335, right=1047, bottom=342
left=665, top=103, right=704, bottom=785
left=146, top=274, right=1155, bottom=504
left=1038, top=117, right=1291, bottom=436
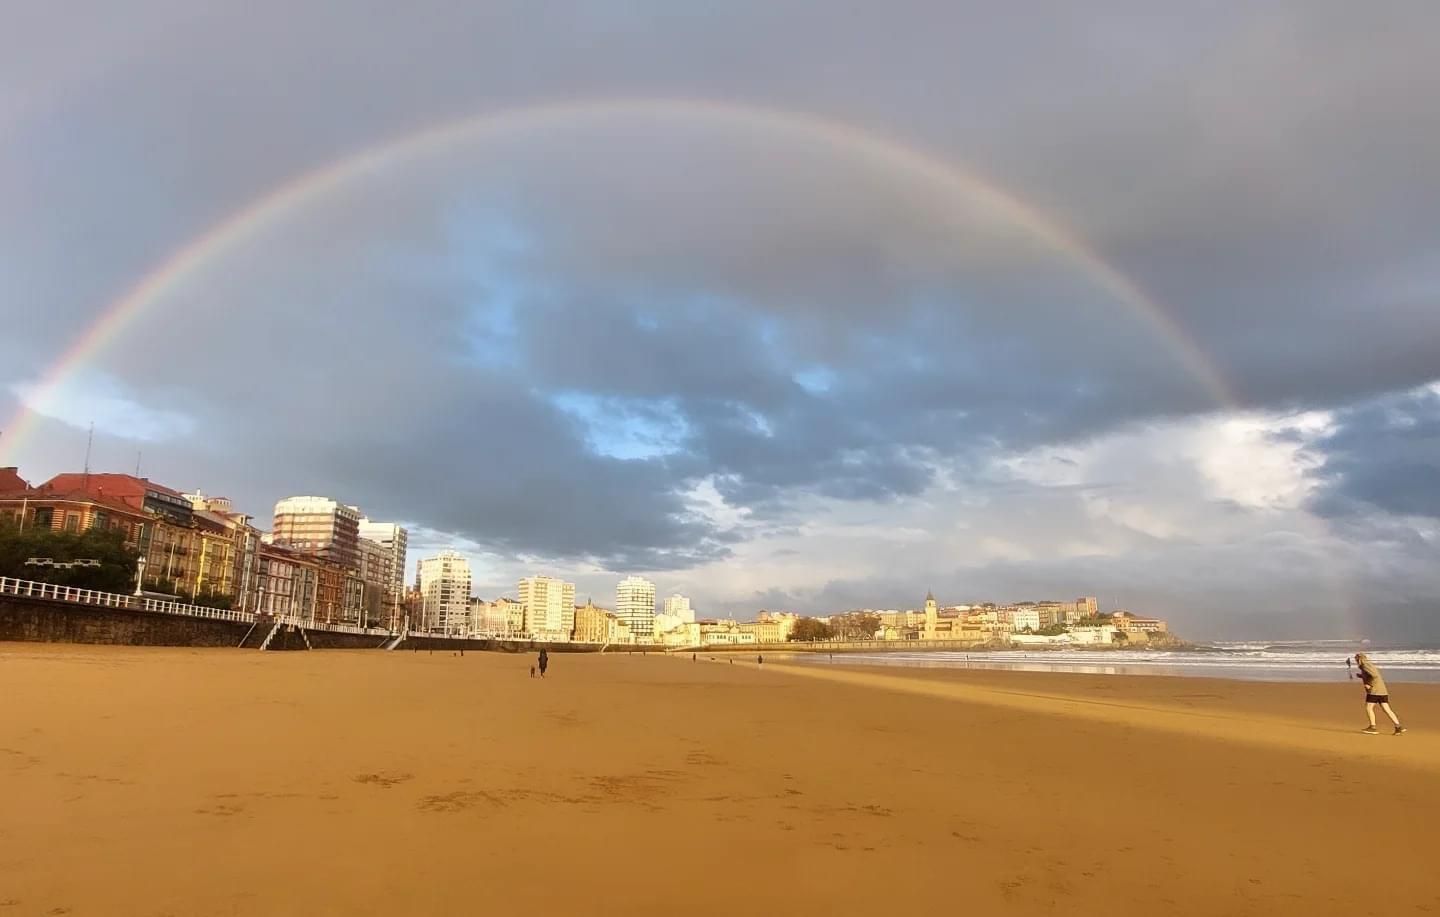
left=40, top=472, right=185, bottom=505
left=0, top=467, right=29, bottom=494
left=0, top=488, right=147, bottom=518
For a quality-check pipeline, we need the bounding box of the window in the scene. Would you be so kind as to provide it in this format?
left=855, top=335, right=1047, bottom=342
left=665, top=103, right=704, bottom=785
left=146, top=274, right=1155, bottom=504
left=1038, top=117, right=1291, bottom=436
left=64, top=513, right=80, bottom=532
left=33, top=507, right=54, bottom=529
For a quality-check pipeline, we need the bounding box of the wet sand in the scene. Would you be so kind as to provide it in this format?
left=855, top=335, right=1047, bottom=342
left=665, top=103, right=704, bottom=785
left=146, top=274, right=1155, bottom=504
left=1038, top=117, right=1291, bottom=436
left=1, top=644, right=1437, bottom=916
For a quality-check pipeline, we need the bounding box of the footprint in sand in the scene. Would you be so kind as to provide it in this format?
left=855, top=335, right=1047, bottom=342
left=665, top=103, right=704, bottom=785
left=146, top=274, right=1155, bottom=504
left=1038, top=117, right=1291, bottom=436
left=415, top=791, right=503, bottom=813
left=353, top=772, right=414, bottom=789
left=194, top=804, right=246, bottom=817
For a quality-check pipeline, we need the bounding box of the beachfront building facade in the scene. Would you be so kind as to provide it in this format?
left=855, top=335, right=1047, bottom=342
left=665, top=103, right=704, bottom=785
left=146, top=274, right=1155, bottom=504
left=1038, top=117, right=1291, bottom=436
left=419, top=551, right=472, bottom=635
left=1112, top=612, right=1168, bottom=634
left=358, top=518, right=408, bottom=621
left=465, top=598, right=525, bottom=637
left=519, top=575, right=576, bottom=641
left=11, top=473, right=247, bottom=601
left=607, top=615, right=634, bottom=645
left=738, top=619, right=787, bottom=643
left=496, top=598, right=525, bottom=636
left=699, top=620, right=756, bottom=645
left=272, top=496, right=361, bottom=570
left=356, top=536, right=391, bottom=628
left=1011, top=608, right=1042, bottom=633
left=663, top=593, right=694, bottom=623
left=1069, top=625, right=1120, bottom=645
left=0, top=485, right=149, bottom=545
left=572, top=600, right=614, bottom=644
left=312, top=560, right=366, bottom=625
left=254, top=542, right=320, bottom=620
left=616, top=575, right=656, bottom=641
left=185, top=493, right=266, bottom=612
left=654, top=613, right=701, bottom=646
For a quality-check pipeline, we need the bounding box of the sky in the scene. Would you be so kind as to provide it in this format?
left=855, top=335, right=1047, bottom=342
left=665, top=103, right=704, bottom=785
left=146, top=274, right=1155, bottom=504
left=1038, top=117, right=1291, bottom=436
left=2, top=1, right=1438, bottom=640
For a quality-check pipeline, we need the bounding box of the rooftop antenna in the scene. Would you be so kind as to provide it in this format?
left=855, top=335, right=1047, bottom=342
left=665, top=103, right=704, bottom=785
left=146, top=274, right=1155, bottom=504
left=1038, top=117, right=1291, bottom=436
left=83, top=421, right=94, bottom=487
left=134, top=450, right=142, bottom=477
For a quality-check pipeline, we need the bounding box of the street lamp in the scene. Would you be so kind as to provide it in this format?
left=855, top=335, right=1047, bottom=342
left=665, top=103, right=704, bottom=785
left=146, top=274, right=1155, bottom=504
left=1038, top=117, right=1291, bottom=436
left=134, top=555, right=147, bottom=596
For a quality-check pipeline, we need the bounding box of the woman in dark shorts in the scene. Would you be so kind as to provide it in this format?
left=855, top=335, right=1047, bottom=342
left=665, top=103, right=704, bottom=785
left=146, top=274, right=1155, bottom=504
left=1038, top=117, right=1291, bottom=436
left=1354, top=652, right=1405, bottom=735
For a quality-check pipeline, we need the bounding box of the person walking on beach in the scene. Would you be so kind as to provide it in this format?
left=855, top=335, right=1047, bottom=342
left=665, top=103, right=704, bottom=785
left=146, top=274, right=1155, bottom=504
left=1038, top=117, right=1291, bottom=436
left=1353, top=653, right=1405, bottom=735
left=537, top=648, right=549, bottom=679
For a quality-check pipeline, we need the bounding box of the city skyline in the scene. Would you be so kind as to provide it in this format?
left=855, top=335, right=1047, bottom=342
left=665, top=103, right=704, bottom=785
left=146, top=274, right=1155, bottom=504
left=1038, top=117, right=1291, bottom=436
left=2, top=4, right=1439, bottom=640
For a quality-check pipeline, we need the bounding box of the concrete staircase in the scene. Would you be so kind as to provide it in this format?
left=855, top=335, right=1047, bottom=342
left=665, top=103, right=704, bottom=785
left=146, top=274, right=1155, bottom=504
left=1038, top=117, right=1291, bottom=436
left=239, top=616, right=276, bottom=649
left=258, top=620, right=312, bottom=651
left=258, top=620, right=284, bottom=651
left=382, top=623, right=408, bottom=651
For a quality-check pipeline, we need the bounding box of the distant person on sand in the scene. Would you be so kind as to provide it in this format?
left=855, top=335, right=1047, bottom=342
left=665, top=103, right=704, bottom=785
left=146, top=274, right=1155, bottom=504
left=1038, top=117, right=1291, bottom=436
left=538, top=648, right=549, bottom=679
left=757, top=654, right=763, bottom=665
left=1353, top=653, right=1405, bottom=735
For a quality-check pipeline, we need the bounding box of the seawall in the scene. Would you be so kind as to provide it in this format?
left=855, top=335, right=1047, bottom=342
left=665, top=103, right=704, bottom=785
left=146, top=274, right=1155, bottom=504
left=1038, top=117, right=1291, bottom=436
left=0, top=593, right=627, bottom=652
left=0, top=593, right=253, bottom=647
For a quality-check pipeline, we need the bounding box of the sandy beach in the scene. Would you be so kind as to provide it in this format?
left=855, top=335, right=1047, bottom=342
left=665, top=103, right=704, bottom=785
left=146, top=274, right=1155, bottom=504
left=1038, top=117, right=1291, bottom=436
left=1, top=645, right=1437, bottom=916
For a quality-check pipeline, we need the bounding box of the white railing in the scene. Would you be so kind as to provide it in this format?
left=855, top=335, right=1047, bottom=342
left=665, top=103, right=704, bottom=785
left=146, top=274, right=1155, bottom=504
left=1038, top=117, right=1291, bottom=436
left=0, top=577, right=134, bottom=609
left=0, top=575, right=256, bottom=624
left=276, top=616, right=398, bottom=638
left=0, top=575, right=398, bottom=636
left=136, top=595, right=255, bottom=623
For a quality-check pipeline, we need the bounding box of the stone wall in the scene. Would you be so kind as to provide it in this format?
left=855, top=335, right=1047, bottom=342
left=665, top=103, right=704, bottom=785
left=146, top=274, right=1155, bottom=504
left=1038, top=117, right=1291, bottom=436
left=0, top=594, right=251, bottom=647
left=304, top=629, right=391, bottom=650
left=0, top=594, right=635, bottom=653
left=401, top=636, right=606, bottom=654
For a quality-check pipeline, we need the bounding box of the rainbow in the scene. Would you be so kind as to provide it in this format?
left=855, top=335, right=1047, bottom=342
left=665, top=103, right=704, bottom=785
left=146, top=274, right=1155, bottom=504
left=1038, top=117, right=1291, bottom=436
left=0, top=96, right=1235, bottom=462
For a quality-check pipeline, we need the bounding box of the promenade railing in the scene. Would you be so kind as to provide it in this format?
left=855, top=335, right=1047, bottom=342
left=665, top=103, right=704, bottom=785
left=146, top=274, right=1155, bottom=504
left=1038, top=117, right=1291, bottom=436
left=1, top=575, right=256, bottom=624
left=0, top=575, right=407, bottom=635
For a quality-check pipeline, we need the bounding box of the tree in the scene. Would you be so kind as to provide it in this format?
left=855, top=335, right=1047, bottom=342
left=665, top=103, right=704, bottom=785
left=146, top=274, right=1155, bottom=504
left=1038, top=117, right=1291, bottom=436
left=788, top=617, right=835, bottom=642
left=0, top=521, right=140, bottom=593
left=830, top=611, right=882, bottom=640
left=1036, top=623, right=1070, bottom=637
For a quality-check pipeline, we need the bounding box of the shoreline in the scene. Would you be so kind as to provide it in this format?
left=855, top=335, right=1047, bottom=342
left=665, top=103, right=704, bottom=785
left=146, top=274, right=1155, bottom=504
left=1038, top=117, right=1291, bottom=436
left=685, top=638, right=1192, bottom=653
left=762, top=644, right=1440, bottom=684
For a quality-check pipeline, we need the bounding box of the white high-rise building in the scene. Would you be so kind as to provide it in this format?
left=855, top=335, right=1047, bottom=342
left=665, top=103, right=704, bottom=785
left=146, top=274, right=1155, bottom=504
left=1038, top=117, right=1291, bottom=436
left=418, top=551, right=472, bottom=635
left=617, top=575, right=657, bottom=640
left=518, top=575, right=576, bottom=641
left=663, top=593, right=694, bottom=624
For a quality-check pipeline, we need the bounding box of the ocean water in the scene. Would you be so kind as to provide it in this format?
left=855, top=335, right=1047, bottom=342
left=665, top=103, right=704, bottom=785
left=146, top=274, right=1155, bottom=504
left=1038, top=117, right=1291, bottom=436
left=790, top=640, right=1440, bottom=683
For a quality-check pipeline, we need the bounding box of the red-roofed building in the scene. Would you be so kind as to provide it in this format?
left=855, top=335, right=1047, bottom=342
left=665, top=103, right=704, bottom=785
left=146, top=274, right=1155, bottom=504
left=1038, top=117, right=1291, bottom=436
left=39, top=473, right=194, bottom=524
left=0, top=487, right=148, bottom=542
left=0, top=467, right=29, bottom=494
left=11, top=472, right=202, bottom=598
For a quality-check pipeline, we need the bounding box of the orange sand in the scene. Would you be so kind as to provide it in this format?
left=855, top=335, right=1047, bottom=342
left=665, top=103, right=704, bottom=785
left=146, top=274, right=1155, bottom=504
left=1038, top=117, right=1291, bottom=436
left=1, top=644, right=1437, bottom=916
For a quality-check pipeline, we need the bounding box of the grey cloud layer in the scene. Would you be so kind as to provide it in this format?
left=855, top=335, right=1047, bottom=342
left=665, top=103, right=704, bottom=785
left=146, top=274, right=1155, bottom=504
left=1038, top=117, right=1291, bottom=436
left=2, top=1, right=1438, bottom=634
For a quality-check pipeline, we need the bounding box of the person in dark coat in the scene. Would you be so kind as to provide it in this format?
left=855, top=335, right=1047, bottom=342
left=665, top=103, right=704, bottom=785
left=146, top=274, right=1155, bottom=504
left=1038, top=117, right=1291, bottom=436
left=538, top=648, right=549, bottom=678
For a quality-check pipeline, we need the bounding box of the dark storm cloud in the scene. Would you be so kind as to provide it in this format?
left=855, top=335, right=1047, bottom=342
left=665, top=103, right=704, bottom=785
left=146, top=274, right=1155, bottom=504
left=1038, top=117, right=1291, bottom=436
left=2, top=0, right=1439, bottom=629
left=1310, top=386, right=1440, bottom=520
